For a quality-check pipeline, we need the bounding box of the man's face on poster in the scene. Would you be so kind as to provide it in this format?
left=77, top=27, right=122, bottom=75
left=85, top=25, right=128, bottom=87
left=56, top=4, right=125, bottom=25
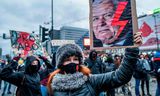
left=93, top=1, right=117, bottom=44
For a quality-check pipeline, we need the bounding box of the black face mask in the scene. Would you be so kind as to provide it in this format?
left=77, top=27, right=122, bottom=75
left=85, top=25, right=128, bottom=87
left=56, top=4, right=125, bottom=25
left=61, top=63, right=79, bottom=74
left=92, top=53, right=97, bottom=59
left=30, top=65, right=39, bottom=73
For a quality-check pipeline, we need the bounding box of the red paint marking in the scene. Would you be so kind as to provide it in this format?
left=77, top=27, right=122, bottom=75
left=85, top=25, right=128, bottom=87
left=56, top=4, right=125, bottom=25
left=111, top=1, right=128, bottom=38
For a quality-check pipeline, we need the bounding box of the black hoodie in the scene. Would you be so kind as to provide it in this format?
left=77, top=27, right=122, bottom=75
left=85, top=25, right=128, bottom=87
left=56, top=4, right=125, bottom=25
left=0, top=56, right=42, bottom=96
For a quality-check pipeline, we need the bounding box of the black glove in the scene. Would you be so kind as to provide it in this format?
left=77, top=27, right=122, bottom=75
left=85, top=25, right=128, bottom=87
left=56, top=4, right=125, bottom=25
left=38, top=55, right=47, bottom=61
left=10, top=60, right=18, bottom=70
left=125, top=47, right=139, bottom=58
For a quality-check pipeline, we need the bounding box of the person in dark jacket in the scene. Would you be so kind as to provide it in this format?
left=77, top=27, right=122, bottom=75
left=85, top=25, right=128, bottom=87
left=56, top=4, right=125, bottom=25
left=39, top=53, right=56, bottom=96
left=1, top=54, right=12, bottom=96
left=0, top=58, right=6, bottom=90
left=84, top=50, right=105, bottom=74
left=139, top=54, right=151, bottom=96
left=0, top=56, right=42, bottom=96
left=47, top=31, right=141, bottom=96
left=133, top=58, right=146, bottom=96
left=104, top=56, right=116, bottom=96
left=153, top=51, right=160, bottom=96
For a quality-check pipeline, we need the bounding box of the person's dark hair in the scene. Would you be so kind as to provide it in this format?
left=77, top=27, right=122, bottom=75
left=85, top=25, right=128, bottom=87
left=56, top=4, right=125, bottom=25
left=89, top=50, right=98, bottom=60
left=5, top=54, right=10, bottom=59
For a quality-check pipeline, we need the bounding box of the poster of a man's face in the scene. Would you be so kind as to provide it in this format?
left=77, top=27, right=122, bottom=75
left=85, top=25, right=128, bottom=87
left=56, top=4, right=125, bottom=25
left=90, top=0, right=138, bottom=49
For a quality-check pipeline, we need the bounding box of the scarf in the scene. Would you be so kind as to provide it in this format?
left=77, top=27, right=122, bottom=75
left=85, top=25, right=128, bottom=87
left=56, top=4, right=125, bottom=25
left=51, top=72, right=88, bottom=91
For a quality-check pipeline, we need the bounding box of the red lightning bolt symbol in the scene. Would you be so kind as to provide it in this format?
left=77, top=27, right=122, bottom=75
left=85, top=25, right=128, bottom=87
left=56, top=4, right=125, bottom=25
left=111, top=1, right=128, bottom=38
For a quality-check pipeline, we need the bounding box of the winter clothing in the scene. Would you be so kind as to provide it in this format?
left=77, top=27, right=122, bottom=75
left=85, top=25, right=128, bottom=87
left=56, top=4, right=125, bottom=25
left=0, top=56, right=42, bottom=96
left=56, top=44, right=83, bottom=68
left=38, top=54, right=56, bottom=96
left=133, top=59, right=150, bottom=96
left=133, top=59, right=146, bottom=79
left=153, top=51, right=160, bottom=96
left=153, top=55, right=160, bottom=80
left=51, top=72, right=88, bottom=91
left=49, top=47, right=139, bottom=96
left=39, top=55, right=55, bottom=82
left=104, top=57, right=116, bottom=73
left=140, top=59, right=151, bottom=96
left=104, top=57, right=116, bottom=96
left=84, top=50, right=105, bottom=74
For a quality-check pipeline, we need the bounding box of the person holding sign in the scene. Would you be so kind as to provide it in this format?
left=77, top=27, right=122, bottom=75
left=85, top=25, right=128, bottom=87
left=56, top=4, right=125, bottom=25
left=47, top=32, right=142, bottom=96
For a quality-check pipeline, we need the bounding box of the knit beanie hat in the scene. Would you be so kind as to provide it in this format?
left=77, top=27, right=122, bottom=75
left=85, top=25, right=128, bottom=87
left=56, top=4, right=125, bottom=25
left=56, top=44, right=83, bottom=68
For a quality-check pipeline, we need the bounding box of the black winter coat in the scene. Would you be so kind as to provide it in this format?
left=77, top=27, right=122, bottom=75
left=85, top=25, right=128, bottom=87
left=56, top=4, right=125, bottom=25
left=153, top=59, right=160, bottom=80
left=84, top=57, right=104, bottom=74
left=52, top=48, right=139, bottom=96
left=133, top=59, right=147, bottom=79
left=0, top=56, right=42, bottom=96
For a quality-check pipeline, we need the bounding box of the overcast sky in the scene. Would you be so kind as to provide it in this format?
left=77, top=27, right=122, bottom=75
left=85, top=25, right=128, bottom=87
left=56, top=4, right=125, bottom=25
left=0, top=0, right=160, bottom=55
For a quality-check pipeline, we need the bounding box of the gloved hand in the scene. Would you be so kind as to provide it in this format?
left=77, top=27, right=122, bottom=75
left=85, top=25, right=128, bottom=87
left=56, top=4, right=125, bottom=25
left=10, top=60, right=18, bottom=70
left=13, top=56, right=21, bottom=62
left=38, top=55, right=47, bottom=61
left=125, top=47, right=139, bottom=58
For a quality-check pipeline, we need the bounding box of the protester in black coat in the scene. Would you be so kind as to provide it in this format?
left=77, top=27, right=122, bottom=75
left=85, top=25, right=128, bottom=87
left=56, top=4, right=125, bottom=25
left=153, top=51, right=160, bottom=96
left=0, top=56, right=42, bottom=96
left=38, top=54, right=56, bottom=96
left=84, top=50, right=105, bottom=74
left=133, top=59, right=146, bottom=96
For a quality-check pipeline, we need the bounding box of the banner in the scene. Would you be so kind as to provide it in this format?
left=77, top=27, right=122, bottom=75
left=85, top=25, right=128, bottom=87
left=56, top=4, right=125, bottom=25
left=90, top=0, right=138, bottom=49
left=138, top=13, right=160, bottom=50
left=10, top=30, right=43, bottom=56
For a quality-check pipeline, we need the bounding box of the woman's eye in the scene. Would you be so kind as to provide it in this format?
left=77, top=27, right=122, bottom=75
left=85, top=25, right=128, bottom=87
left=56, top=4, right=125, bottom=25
left=74, top=58, right=79, bottom=61
left=64, top=58, right=70, bottom=62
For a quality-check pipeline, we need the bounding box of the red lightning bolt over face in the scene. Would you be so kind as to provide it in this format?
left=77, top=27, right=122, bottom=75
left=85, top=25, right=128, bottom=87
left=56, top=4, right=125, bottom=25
left=111, top=1, right=128, bottom=38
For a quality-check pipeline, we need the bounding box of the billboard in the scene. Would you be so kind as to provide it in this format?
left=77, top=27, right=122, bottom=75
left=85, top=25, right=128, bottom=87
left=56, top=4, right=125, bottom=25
left=90, top=0, right=138, bottom=50
left=138, top=13, right=160, bottom=50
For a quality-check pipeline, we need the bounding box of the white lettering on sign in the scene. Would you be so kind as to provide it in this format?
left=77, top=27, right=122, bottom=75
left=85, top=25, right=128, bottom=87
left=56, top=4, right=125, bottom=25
left=51, top=40, right=75, bottom=46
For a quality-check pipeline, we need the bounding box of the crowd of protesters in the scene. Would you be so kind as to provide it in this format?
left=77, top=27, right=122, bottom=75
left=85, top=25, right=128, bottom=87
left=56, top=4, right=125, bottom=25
left=0, top=32, right=159, bottom=96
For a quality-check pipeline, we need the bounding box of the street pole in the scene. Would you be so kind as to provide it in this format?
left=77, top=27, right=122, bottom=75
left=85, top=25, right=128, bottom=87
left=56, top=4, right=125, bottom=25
left=39, top=25, right=42, bottom=41
left=51, top=0, right=54, bottom=31
left=48, top=0, right=54, bottom=39
left=153, top=14, right=159, bottom=50
left=50, top=0, right=54, bottom=54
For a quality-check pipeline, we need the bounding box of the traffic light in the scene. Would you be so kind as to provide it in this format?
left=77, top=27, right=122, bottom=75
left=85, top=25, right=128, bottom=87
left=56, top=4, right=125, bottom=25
left=42, top=27, right=49, bottom=42
left=3, top=33, right=6, bottom=39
